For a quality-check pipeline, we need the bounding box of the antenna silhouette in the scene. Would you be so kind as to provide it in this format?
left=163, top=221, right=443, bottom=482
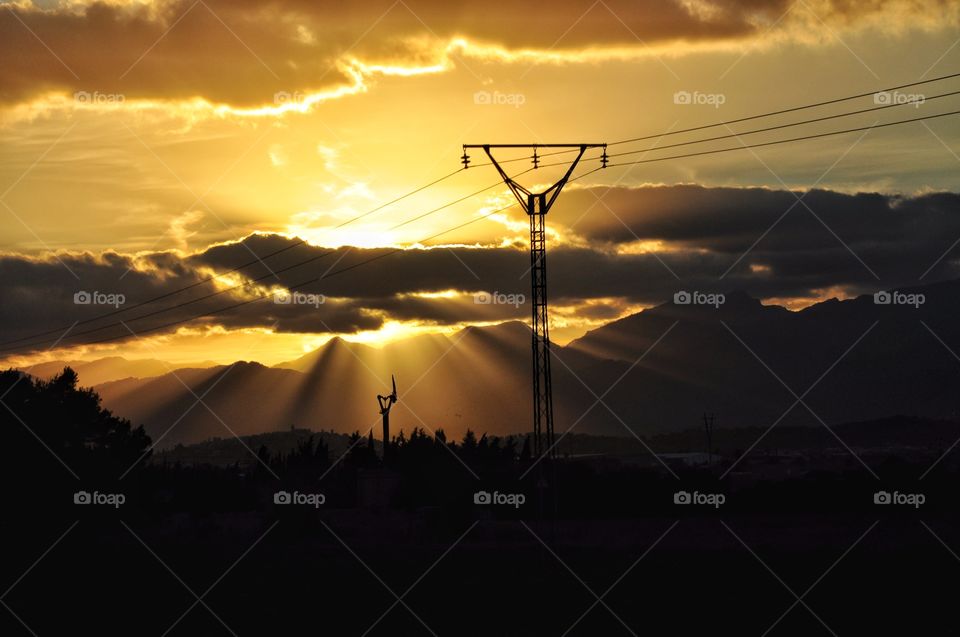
left=461, top=143, right=606, bottom=462
left=377, top=375, right=398, bottom=463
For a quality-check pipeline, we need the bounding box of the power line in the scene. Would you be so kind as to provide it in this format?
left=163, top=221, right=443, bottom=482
left=8, top=108, right=958, bottom=354
left=476, top=70, right=960, bottom=166
left=7, top=78, right=960, bottom=354
left=389, top=169, right=533, bottom=231
left=4, top=249, right=338, bottom=351
left=526, top=108, right=960, bottom=173
left=10, top=69, right=959, bottom=349
left=608, top=71, right=960, bottom=146
left=1, top=164, right=532, bottom=353
left=334, top=167, right=464, bottom=228
left=3, top=201, right=522, bottom=353
left=601, top=108, right=960, bottom=169
left=607, top=89, right=960, bottom=160
left=0, top=167, right=468, bottom=348
left=0, top=180, right=528, bottom=354
left=0, top=236, right=311, bottom=347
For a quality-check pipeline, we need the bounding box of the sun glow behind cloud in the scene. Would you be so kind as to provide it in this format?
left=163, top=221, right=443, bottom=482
left=0, top=0, right=957, bottom=361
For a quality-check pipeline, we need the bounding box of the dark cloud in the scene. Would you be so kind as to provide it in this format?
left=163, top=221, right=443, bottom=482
left=1, top=183, right=958, bottom=356
left=548, top=184, right=960, bottom=280
left=0, top=248, right=382, bottom=350
left=0, top=0, right=939, bottom=106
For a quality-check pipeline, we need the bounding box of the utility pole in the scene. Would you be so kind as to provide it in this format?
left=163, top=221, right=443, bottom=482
left=703, top=412, right=715, bottom=465
left=460, top=144, right=606, bottom=462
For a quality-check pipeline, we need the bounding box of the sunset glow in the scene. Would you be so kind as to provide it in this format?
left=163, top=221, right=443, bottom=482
left=0, top=0, right=958, bottom=366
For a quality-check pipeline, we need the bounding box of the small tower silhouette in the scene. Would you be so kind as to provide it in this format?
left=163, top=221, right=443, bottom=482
left=377, top=375, right=398, bottom=463
left=703, top=412, right=716, bottom=465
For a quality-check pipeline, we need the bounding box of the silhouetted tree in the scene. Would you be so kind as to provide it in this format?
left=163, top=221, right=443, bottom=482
left=0, top=367, right=152, bottom=499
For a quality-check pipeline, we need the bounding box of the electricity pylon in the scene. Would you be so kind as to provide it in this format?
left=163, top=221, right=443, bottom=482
left=377, top=375, right=397, bottom=463
left=461, top=144, right=606, bottom=461
left=703, top=412, right=716, bottom=465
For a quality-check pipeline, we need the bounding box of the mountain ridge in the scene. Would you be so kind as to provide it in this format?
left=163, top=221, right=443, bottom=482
left=25, top=278, right=960, bottom=449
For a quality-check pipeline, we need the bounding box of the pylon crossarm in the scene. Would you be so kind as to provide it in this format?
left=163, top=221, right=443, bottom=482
left=543, top=145, right=587, bottom=210
left=473, top=144, right=592, bottom=213
left=481, top=146, right=532, bottom=211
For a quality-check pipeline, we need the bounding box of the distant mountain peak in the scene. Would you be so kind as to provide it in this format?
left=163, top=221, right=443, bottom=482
left=324, top=335, right=347, bottom=348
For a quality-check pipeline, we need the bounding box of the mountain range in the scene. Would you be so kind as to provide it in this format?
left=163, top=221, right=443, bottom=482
left=17, top=356, right=218, bottom=387
left=14, top=279, right=960, bottom=448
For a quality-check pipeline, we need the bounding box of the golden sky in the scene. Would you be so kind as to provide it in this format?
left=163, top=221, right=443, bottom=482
left=1, top=0, right=959, bottom=366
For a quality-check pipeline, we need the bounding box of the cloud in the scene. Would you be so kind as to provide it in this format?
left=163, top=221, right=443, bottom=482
left=1, top=0, right=954, bottom=109
left=547, top=184, right=960, bottom=277
left=0, top=246, right=382, bottom=352
left=0, top=0, right=358, bottom=107
left=165, top=209, right=205, bottom=250
left=1, top=183, right=958, bottom=357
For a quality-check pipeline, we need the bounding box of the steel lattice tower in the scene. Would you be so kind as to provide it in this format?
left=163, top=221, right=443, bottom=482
left=461, top=143, right=606, bottom=460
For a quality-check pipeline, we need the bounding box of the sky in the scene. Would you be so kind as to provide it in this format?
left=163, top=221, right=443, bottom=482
left=1, top=0, right=959, bottom=367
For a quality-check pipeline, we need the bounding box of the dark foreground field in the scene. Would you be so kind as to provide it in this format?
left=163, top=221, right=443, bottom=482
left=3, top=369, right=958, bottom=635
left=2, top=471, right=958, bottom=636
